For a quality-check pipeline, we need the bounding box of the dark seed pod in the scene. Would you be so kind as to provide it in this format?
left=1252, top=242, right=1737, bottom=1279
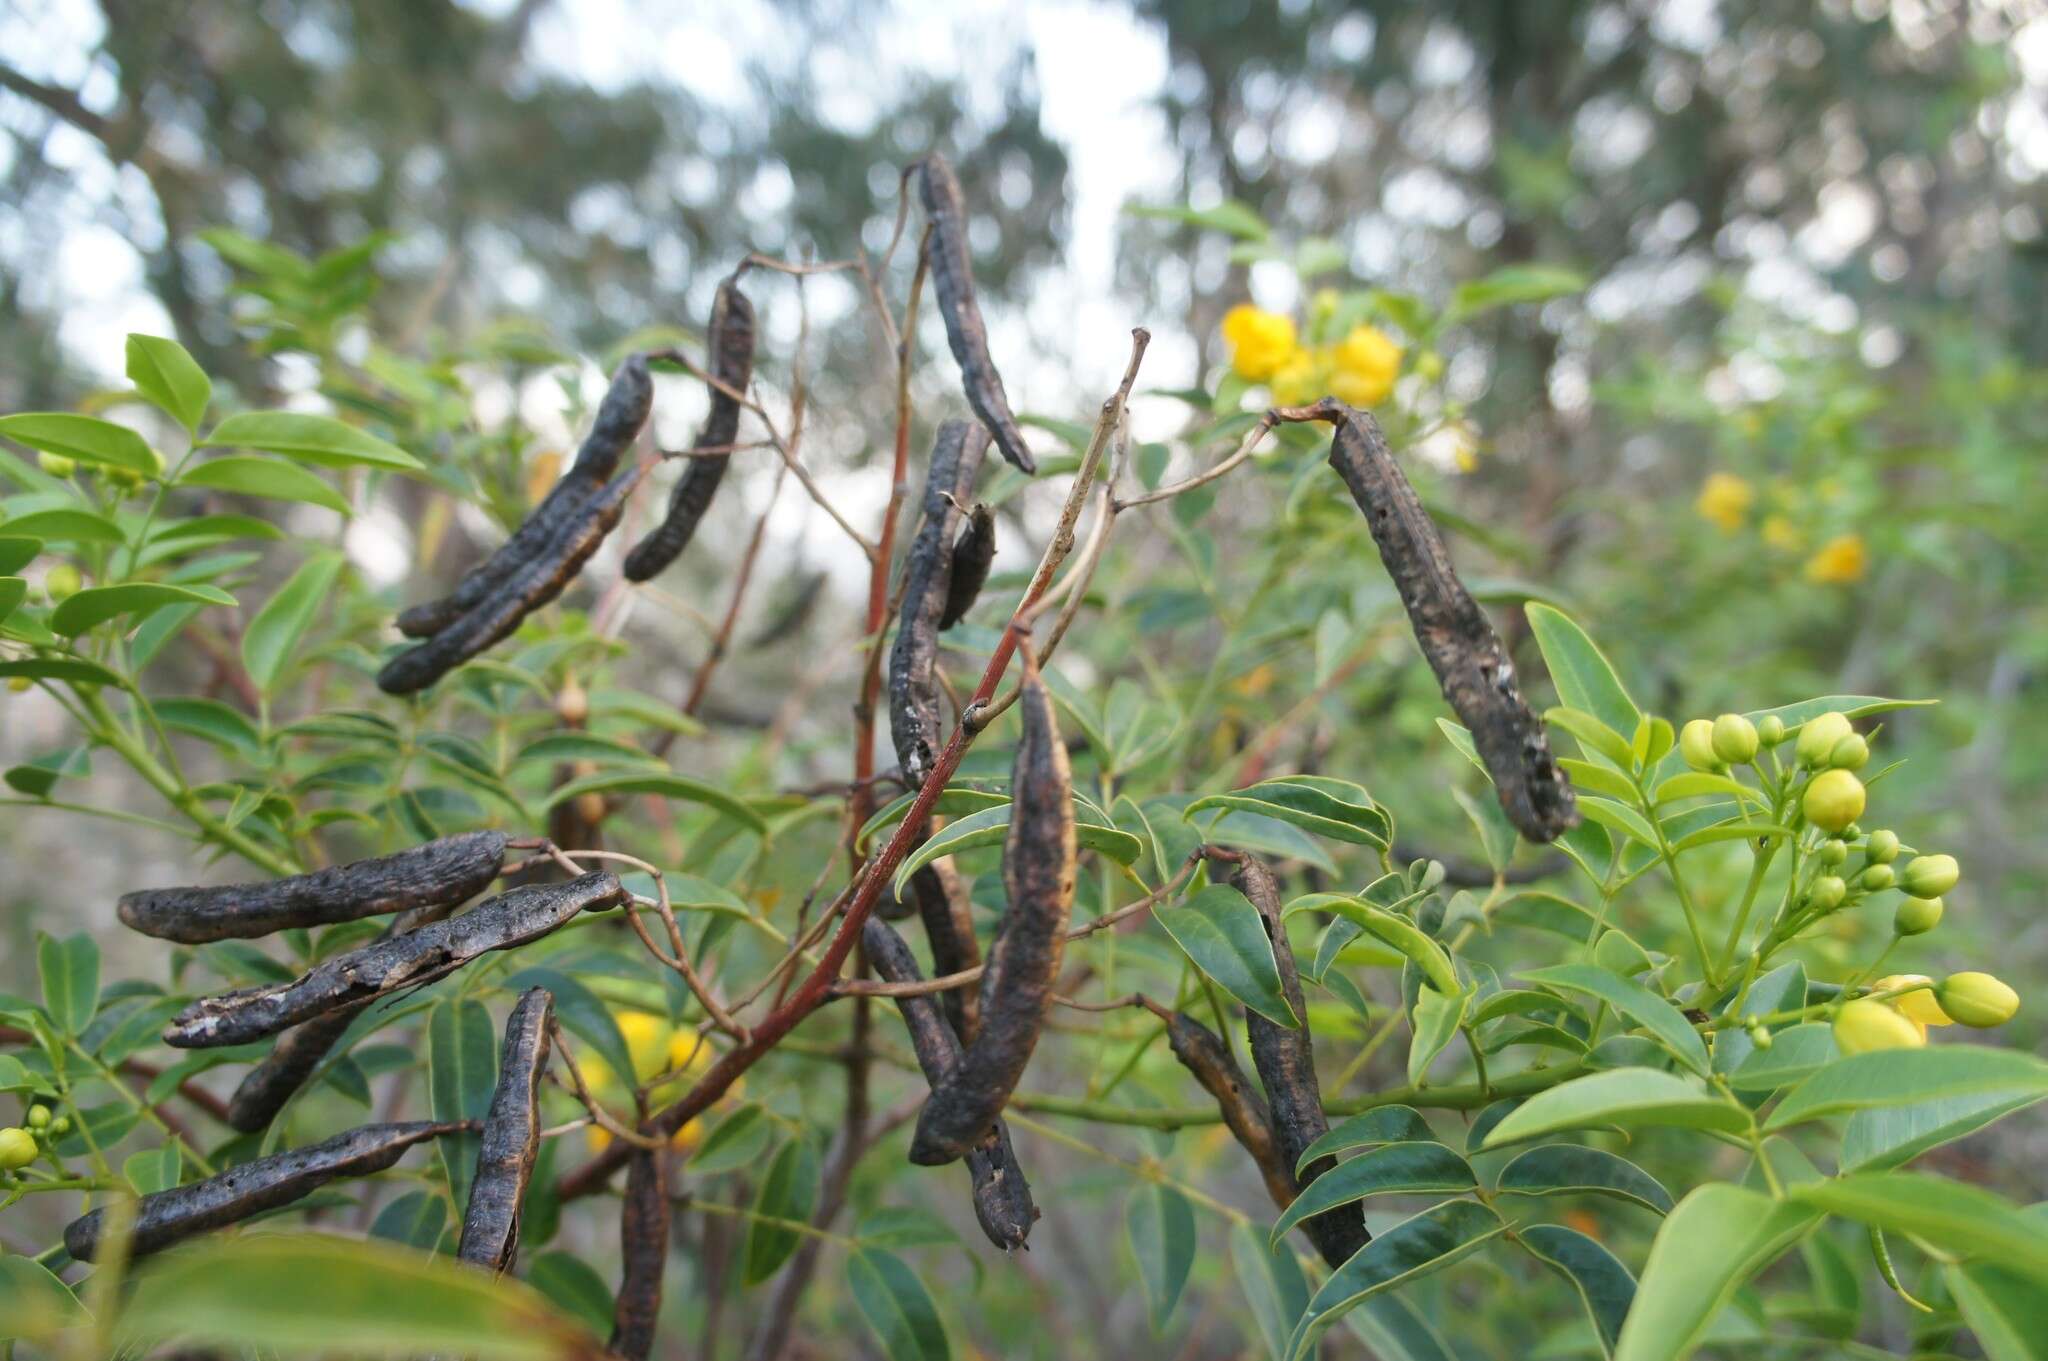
left=911, top=861, right=981, bottom=1044
left=917, top=154, right=1034, bottom=474
left=622, top=275, right=758, bottom=581
left=861, top=918, right=1036, bottom=1250
left=63, top=1120, right=463, bottom=1262
left=399, top=354, right=652, bottom=637
left=1228, top=854, right=1370, bottom=1269
left=1313, top=399, right=1576, bottom=842
left=608, top=1146, right=668, bottom=1360
left=118, top=831, right=507, bottom=945
left=889, top=419, right=990, bottom=788
left=165, top=872, right=625, bottom=1049
left=456, top=987, right=555, bottom=1273
left=910, top=653, right=1074, bottom=1166
left=1162, top=1010, right=1296, bottom=1212
left=937, top=503, right=994, bottom=631
left=377, top=463, right=646, bottom=694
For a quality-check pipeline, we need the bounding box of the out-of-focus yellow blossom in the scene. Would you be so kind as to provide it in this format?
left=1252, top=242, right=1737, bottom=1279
left=1329, top=325, right=1402, bottom=407
left=1441, top=421, right=1481, bottom=473
left=1761, top=515, right=1801, bottom=550
left=583, top=1010, right=736, bottom=1153
left=1874, top=975, right=1953, bottom=1038
left=1804, top=533, right=1868, bottom=584
left=1695, top=473, right=1755, bottom=532
left=1268, top=346, right=1328, bottom=406
left=1222, top=305, right=1298, bottom=381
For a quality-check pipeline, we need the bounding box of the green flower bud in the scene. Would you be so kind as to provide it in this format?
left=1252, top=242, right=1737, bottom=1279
left=6, top=676, right=30, bottom=693
left=1746, top=1021, right=1773, bottom=1049
left=1802, top=769, right=1866, bottom=834
left=36, top=452, right=76, bottom=478
left=43, top=564, right=81, bottom=602
left=50, top=1116, right=70, bottom=1136
left=1829, top=733, right=1870, bottom=770
left=1894, top=896, right=1943, bottom=936
left=1900, top=854, right=1958, bottom=900
left=1757, top=714, right=1786, bottom=747
left=1711, top=713, right=1760, bottom=765
left=25, top=1105, right=49, bottom=1130
left=1413, top=350, right=1444, bottom=382
left=0, top=1127, right=36, bottom=1171
left=1864, top=830, right=1899, bottom=865
left=1808, top=875, right=1847, bottom=911
left=1797, top=711, right=1855, bottom=767
left=1833, top=998, right=1925, bottom=1055
left=1935, top=972, right=2019, bottom=1028
left=1818, top=839, right=1850, bottom=866
left=1860, top=863, right=1895, bottom=892
left=1679, top=719, right=1721, bottom=772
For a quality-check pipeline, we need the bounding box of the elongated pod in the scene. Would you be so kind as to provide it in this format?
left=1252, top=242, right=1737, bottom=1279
left=1226, top=853, right=1370, bottom=1268
left=622, top=275, right=758, bottom=581
left=911, top=861, right=981, bottom=1044
left=917, top=154, right=1034, bottom=474
left=937, top=503, right=994, bottom=631
left=456, top=987, right=554, bottom=1273
left=909, top=653, right=1074, bottom=1165
left=165, top=872, right=625, bottom=1049
left=118, top=831, right=507, bottom=944
left=1162, top=1009, right=1297, bottom=1212
left=63, top=1121, right=464, bottom=1261
left=398, top=354, right=652, bottom=637
left=377, top=463, right=646, bottom=694
left=889, top=419, right=990, bottom=786
left=1311, top=398, right=1576, bottom=842
left=861, top=918, right=1037, bottom=1250
left=608, top=1146, right=668, bottom=1360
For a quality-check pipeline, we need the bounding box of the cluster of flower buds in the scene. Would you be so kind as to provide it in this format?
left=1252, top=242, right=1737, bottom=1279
left=1833, top=970, right=2019, bottom=1053
left=0, top=1103, right=71, bottom=1176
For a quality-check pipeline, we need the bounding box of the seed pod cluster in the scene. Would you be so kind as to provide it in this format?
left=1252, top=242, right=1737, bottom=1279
left=1227, top=852, right=1370, bottom=1269
left=117, top=831, right=508, bottom=944
left=622, top=274, right=759, bottom=581
left=1312, top=398, right=1576, bottom=842
left=164, top=872, right=625, bottom=1049
left=937, top=503, right=994, bottom=631
left=456, top=987, right=555, bottom=1274
left=861, top=918, right=1037, bottom=1250
left=63, top=1121, right=464, bottom=1262
left=917, top=153, right=1035, bottom=475
left=1161, top=1009, right=1296, bottom=1212
left=608, top=1147, right=669, bottom=1360
left=889, top=419, right=991, bottom=788
left=909, top=654, right=1075, bottom=1166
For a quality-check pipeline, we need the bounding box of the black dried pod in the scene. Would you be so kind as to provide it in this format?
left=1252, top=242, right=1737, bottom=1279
left=917, top=153, right=1034, bottom=474
left=456, top=987, right=555, bottom=1273
left=622, top=275, right=758, bottom=581
left=63, top=1121, right=463, bottom=1261
left=889, top=419, right=990, bottom=787
left=937, top=503, right=994, bottom=631
left=911, top=861, right=980, bottom=1044
left=1314, top=398, right=1577, bottom=842
left=608, top=1147, right=669, bottom=1360
left=165, top=872, right=625, bottom=1049
left=399, top=354, right=652, bottom=637
left=1162, top=1009, right=1296, bottom=1212
left=118, top=831, right=507, bottom=945
left=909, top=654, right=1074, bottom=1165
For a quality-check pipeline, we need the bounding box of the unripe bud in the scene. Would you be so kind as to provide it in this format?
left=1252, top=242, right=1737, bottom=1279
left=556, top=673, right=589, bottom=727
left=1829, top=734, right=1870, bottom=770
left=1679, top=719, right=1720, bottom=772
left=25, top=1105, right=49, bottom=1130
left=1874, top=975, right=1951, bottom=1027
left=1864, top=830, right=1899, bottom=865
left=1935, top=972, right=2018, bottom=1028
left=1894, top=896, right=1943, bottom=936
left=1818, top=839, right=1849, bottom=866
left=6, top=676, right=30, bottom=693
left=1900, top=854, right=1958, bottom=900
left=1757, top=715, right=1786, bottom=747
left=1413, top=351, right=1444, bottom=382
left=1860, top=864, right=1895, bottom=892
left=1808, top=875, right=1847, bottom=911
left=1833, top=999, right=1925, bottom=1055
left=1802, top=769, right=1865, bottom=834
left=50, top=1116, right=70, bottom=1136
left=43, top=564, right=81, bottom=602
left=0, top=1128, right=36, bottom=1170
left=1797, top=711, right=1855, bottom=767
left=36, top=452, right=76, bottom=478
left=1746, top=1021, right=1773, bottom=1049
left=1711, top=713, right=1760, bottom=765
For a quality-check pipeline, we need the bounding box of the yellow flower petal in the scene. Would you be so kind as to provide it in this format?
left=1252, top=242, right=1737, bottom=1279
left=1875, top=975, right=1954, bottom=1027
left=1221, top=305, right=1299, bottom=382
left=1803, top=533, right=1868, bottom=585
left=1695, top=473, right=1755, bottom=533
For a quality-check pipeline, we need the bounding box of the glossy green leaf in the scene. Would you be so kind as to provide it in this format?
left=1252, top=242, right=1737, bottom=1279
left=1407, top=984, right=1468, bottom=1086
left=513, top=732, right=666, bottom=772
left=1672, top=821, right=1792, bottom=851
left=1447, top=264, right=1587, bottom=321
left=1545, top=709, right=1636, bottom=770
left=126, top=334, right=212, bottom=431
left=1786, top=1173, right=2048, bottom=1288
left=178, top=455, right=351, bottom=513
left=0, top=508, right=122, bottom=544
left=1945, top=1260, right=2048, bottom=1361
left=524, top=1251, right=613, bottom=1337
left=429, top=997, right=497, bottom=1213
left=746, top=1138, right=820, bottom=1284
left=1526, top=605, right=1638, bottom=740
left=1341, top=1296, right=1454, bottom=1361
left=1483, top=1069, right=1750, bottom=1148
left=0, top=536, right=42, bottom=574
left=1744, top=696, right=1936, bottom=728
left=0, top=658, right=125, bottom=689
left=1127, top=1182, right=1197, bottom=1332
left=1494, top=1145, right=1673, bottom=1214
left=855, top=786, right=1010, bottom=853
left=1573, top=796, right=1660, bottom=849
left=243, top=551, right=344, bottom=695
left=1614, top=1184, right=1821, bottom=1361
left=1840, top=1087, right=2047, bottom=1173
left=504, top=967, right=634, bottom=1098
left=1186, top=775, right=1391, bottom=848
left=37, top=930, right=99, bottom=1034
left=0, top=412, right=157, bottom=474
left=1156, top=885, right=1298, bottom=1027
left=1231, top=1221, right=1310, bottom=1361
left=848, top=1247, right=950, bottom=1361
left=1764, top=1045, right=2048, bottom=1131
left=124, top=1144, right=182, bottom=1195
left=1519, top=964, right=1708, bottom=1075
left=1727, top=1023, right=1836, bottom=1092
left=1652, top=772, right=1758, bottom=806
left=1521, top=1224, right=1635, bottom=1358
left=688, top=1103, right=774, bottom=1174
left=0, top=1255, right=87, bottom=1340
left=203, top=411, right=423, bottom=471
left=1285, top=894, right=1458, bottom=996
left=1294, top=1106, right=1439, bottom=1172
left=891, top=799, right=1141, bottom=895
left=50, top=582, right=235, bottom=637
left=1557, top=758, right=1639, bottom=801
left=543, top=770, right=768, bottom=838
left=1287, top=1200, right=1505, bottom=1360
left=0, top=575, right=22, bottom=623
left=1270, top=1142, right=1477, bottom=1248
left=368, top=1189, right=448, bottom=1251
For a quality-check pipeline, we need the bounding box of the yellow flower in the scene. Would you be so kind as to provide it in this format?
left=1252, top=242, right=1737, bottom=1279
left=1804, top=533, right=1867, bottom=584
left=1695, top=473, right=1755, bottom=532
left=1760, top=515, right=1800, bottom=550
left=1874, top=975, right=1953, bottom=1032
left=1329, top=325, right=1402, bottom=407
left=1221, top=304, right=1298, bottom=382
left=1268, top=346, right=1329, bottom=406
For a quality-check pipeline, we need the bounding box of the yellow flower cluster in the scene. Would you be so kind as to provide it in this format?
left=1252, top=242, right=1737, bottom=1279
left=582, top=1009, right=734, bottom=1153
left=1221, top=305, right=1403, bottom=408
left=1695, top=473, right=1754, bottom=532
left=1803, top=533, right=1868, bottom=585
left=1694, top=472, right=1868, bottom=583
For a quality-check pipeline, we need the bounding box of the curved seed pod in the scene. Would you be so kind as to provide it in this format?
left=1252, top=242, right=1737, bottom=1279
left=225, top=895, right=468, bottom=1133
left=118, top=831, right=507, bottom=944
left=1162, top=1010, right=1296, bottom=1212
left=377, top=463, right=646, bottom=694
left=622, top=275, right=757, bottom=581
left=456, top=987, right=555, bottom=1273
left=861, top=918, right=1037, bottom=1250
left=889, top=419, right=990, bottom=787
left=910, top=653, right=1074, bottom=1165
left=1313, top=398, right=1576, bottom=842
left=937, top=503, right=994, bottom=631
left=918, top=153, right=1034, bottom=474
left=912, top=861, right=981, bottom=1044
left=1228, top=854, right=1370, bottom=1269
left=399, top=354, right=652, bottom=637
left=608, top=1146, right=668, bottom=1360
left=165, top=872, right=624, bottom=1049
left=63, top=1120, right=463, bottom=1261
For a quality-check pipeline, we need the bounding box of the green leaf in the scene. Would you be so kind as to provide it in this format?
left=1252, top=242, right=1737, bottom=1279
left=369, top=1189, right=449, bottom=1251
left=1672, top=822, right=1791, bottom=851
left=0, top=536, right=42, bottom=575
left=854, top=786, right=1011, bottom=853
left=0, top=508, right=123, bottom=545
left=1284, top=894, right=1458, bottom=997
left=1518, top=965, right=1709, bottom=1075
left=1270, top=1142, right=1477, bottom=1248
left=745, top=1138, right=820, bottom=1284
left=890, top=799, right=1142, bottom=896
left=1407, top=984, right=1468, bottom=1086
left=1449, top=785, right=1518, bottom=872
left=1840, top=1087, right=2047, bottom=1173
left=688, top=1103, right=775, bottom=1175
left=428, top=997, right=498, bottom=1213
left=51, top=582, right=235, bottom=637
left=1341, top=1297, right=1454, bottom=1361
left=1483, top=1069, right=1750, bottom=1148
left=1520, top=1224, right=1635, bottom=1359
left=202, top=411, right=423, bottom=472
left=1124, top=198, right=1269, bottom=240
left=0, top=575, right=22, bottom=623
left=155, top=697, right=264, bottom=757
left=126, top=334, right=212, bottom=431
left=178, top=455, right=352, bottom=514
left=1726, top=1023, right=1836, bottom=1092
left=1186, top=776, right=1391, bottom=848
left=543, top=771, right=768, bottom=838
left=1614, top=1184, right=1821, bottom=1361
left=1946, top=1260, right=2048, bottom=1361
left=1230, top=1221, right=1310, bottom=1361
left=847, top=1247, right=950, bottom=1361
left=1494, top=1145, right=1674, bottom=1214
left=1744, top=696, right=1936, bottom=728
left=513, top=732, right=666, bottom=772
left=1294, top=1106, right=1438, bottom=1172
left=504, top=968, right=634, bottom=1096
left=1764, top=1045, right=2048, bottom=1132
left=37, top=931, right=99, bottom=1034
left=146, top=514, right=288, bottom=554
left=1127, top=1182, right=1197, bottom=1332
left=0, top=1255, right=87, bottom=1341
left=1557, top=758, right=1639, bottom=801
left=1652, top=772, right=1758, bottom=806
left=1573, top=796, right=1660, bottom=850
left=1286, top=1200, right=1505, bottom=1360
left=1447, top=265, right=1587, bottom=322
left=1156, top=884, right=1299, bottom=1027
left=1786, top=1174, right=2048, bottom=1288
left=243, top=552, right=345, bottom=695
left=0, top=412, right=158, bottom=475
left=1526, top=605, right=1638, bottom=741
left=124, top=1144, right=182, bottom=1195
left=524, top=1252, right=613, bottom=1337
left=0, top=657, right=126, bottom=687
